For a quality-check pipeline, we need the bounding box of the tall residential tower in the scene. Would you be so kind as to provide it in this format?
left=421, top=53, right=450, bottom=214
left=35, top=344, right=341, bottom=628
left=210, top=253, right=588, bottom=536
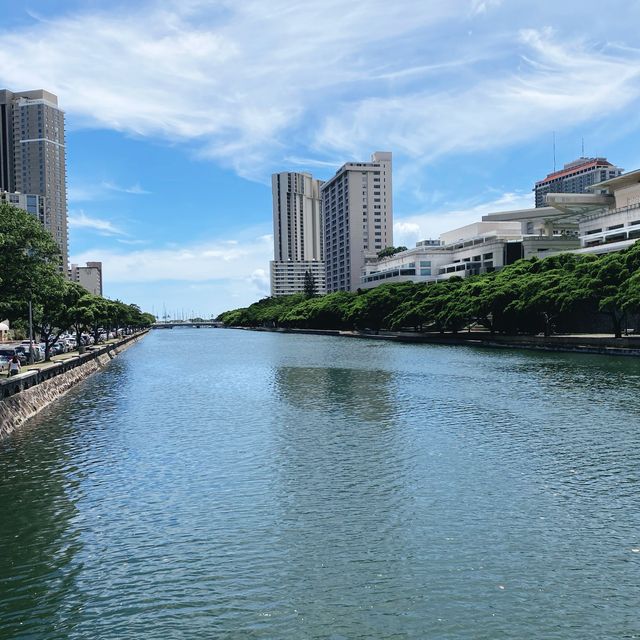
left=321, top=151, right=393, bottom=292
left=270, top=171, right=326, bottom=296
left=0, top=89, right=69, bottom=270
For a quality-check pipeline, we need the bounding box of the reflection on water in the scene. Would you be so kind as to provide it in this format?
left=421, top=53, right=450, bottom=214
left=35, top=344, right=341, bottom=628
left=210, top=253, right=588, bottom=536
left=0, top=330, right=639, bottom=639
left=274, top=365, right=395, bottom=424
left=0, top=406, right=84, bottom=637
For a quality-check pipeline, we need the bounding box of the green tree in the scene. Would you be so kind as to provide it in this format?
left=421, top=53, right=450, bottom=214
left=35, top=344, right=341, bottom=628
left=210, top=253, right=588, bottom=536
left=377, top=246, right=408, bottom=259
left=346, top=283, right=418, bottom=331
left=303, top=270, right=317, bottom=298
left=281, top=291, right=354, bottom=329
left=0, top=202, right=61, bottom=322
left=33, top=278, right=82, bottom=360
left=66, top=289, right=103, bottom=352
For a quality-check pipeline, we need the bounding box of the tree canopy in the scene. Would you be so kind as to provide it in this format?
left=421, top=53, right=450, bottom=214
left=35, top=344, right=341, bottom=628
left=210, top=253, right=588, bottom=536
left=218, top=241, right=640, bottom=338
left=0, top=202, right=154, bottom=358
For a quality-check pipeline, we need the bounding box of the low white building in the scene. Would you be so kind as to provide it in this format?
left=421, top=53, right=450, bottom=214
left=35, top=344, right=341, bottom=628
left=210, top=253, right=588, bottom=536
left=482, top=205, right=580, bottom=239
left=1, top=190, right=46, bottom=224
left=541, top=169, right=640, bottom=256
left=361, top=220, right=579, bottom=288
left=270, top=260, right=326, bottom=297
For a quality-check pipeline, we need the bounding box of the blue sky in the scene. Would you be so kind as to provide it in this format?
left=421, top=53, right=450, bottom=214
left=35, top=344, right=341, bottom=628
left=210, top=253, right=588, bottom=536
left=2, top=0, right=640, bottom=317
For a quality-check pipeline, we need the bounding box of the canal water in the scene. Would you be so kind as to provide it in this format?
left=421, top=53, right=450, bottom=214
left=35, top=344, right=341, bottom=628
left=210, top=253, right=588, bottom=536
left=1, top=329, right=639, bottom=639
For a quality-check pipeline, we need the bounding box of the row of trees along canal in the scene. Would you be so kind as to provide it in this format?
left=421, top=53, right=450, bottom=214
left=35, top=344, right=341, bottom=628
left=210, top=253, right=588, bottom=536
left=219, top=242, right=640, bottom=338
left=0, top=202, right=154, bottom=360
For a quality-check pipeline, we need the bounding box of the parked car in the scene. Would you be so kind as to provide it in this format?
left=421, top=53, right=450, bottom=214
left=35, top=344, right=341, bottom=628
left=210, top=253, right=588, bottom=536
left=0, top=347, right=27, bottom=366
left=15, top=345, right=42, bottom=363
left=18, top=342, right=43, bottom=363
left=0, top=355, right=10, bottom=373
left=51, top=342, right=66, bottom=356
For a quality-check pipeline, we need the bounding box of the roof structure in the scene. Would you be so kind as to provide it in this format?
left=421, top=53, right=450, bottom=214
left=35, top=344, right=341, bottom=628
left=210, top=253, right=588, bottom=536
left=587, top=168, right=640, bottom=192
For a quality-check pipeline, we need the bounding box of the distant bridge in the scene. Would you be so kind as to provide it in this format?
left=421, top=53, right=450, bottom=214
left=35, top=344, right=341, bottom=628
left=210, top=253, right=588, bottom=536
left=151, top=321, right=224, bottom=329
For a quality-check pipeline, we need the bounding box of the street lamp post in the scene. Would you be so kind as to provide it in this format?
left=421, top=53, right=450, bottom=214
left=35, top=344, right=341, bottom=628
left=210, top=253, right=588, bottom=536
left=28, top=299, right=34, bottom=365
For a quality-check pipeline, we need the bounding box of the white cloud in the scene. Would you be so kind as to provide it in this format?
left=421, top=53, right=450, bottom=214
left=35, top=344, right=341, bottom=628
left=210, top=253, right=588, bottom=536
left=117, top=238, right=149, bottom=246
left=0, top=3, right=638, bottom=182
left=102, top=181, right=151, bottom=195
left=69, top=180, right=150, bottom=202
left=393, top=190, right=533, bottom=247
left=0, top=3, right=638, bottom=184
left=69, top=232, right=273, bottom=284
left=68, top=210, right=126, bottom=236
left=248, top=269, right=270, bottom=296
left=470, top=0, right=502, bottom=15
left=0, top=0, right=508, bottom=180
left=315, top=29, right=640, bottom=163
left=68, top=184, right=105, bottom=203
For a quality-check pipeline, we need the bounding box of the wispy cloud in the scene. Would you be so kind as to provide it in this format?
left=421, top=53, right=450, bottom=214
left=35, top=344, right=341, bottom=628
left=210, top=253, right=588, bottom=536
left=68, top=210, right=126, bottom=236
left=68, top=184, right=105, bottom=203
left=117, top=238, right=149, bottom=246
left=102, top=181, right=151, bottom=195
left=6, top=1, right=631, bottom=180
left=69, top=180, right=151, bottom=202
left=315, top=29, right=640, bottom=163
left=470, top=0, right=503, bottom=15
left=393, top=190, right=534, bottom=247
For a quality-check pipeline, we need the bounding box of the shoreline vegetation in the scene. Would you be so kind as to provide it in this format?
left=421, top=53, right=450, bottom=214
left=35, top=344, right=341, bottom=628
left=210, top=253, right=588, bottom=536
left=218, top=241, right=640, bottom=340
left=0, top=202, right=154, bottom=360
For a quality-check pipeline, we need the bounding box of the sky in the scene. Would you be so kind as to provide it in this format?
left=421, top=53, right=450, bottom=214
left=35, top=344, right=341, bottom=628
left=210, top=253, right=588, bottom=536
left=1, top=0, right=640, bottom=318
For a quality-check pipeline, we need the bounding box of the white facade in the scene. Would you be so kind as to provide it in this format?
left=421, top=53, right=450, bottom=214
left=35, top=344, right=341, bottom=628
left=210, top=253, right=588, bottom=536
left=69, top=261, right=103, bottom=296
left=361, top=220, right=579, bottom=288
left=0, top=190, right=46, bottom=222
left=271, top=171, right=325, bottom=296
left=270, top=260, right=326, bottom=297
left=482, top=206, right=580, bottom=239
left=322, top=151, right=393, bottom=292
left=575, top=170, right=640, bottom=253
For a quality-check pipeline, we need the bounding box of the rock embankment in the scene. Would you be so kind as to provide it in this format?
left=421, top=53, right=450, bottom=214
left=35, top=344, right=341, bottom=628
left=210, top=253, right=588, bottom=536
left=0, top=331, right=147, bottom=440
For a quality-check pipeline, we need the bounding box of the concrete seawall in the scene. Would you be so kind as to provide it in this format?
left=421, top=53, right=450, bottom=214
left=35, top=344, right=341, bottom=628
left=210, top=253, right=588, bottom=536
left=0, top=331, right=148, bottom=440
left=236, top=326, right=640, bottom=357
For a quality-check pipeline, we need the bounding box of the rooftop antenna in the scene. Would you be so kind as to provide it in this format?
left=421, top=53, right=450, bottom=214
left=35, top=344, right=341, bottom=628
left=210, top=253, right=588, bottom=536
left=581, top=137, right=585, bottom=157
left=553, top=131, right=556, bottom=172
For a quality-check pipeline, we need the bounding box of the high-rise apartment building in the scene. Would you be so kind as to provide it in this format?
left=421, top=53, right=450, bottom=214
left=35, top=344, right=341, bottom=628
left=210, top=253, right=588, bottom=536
left=270, top=171, right=326, bottom=296
left=534, top=157, right=622, bottom=208
left=321, top=151, right=393, bottom=292
left=69, top=261, right=103, bottom=296
left=0, top=89, right=68, bottom=270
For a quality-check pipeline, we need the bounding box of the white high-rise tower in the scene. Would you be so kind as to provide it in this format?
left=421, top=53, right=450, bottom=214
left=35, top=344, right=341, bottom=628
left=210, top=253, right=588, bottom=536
left=270, top=171, right=326, bottom=296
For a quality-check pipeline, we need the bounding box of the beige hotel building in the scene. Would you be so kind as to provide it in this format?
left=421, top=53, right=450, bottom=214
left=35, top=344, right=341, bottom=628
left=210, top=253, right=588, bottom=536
left=321, top=151, right=393, bottom=292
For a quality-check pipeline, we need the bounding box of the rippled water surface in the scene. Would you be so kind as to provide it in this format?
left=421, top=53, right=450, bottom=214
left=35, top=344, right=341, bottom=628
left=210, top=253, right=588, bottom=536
left=1, top=329, right=639, bottom=639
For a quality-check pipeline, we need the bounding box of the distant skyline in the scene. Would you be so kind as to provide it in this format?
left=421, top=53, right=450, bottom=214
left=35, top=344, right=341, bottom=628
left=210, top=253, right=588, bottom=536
left=1, top=0, right=639, bottom=316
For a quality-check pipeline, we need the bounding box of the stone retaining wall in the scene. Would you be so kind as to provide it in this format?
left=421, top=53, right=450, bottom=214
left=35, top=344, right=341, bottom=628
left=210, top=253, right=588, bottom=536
left=234, top=326, right=640, bottom=356
left=0, top=331, right=148, bottom=440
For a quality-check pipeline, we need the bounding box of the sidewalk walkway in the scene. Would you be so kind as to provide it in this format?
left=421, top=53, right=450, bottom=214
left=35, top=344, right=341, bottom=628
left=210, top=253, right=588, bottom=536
left=0, top=338, right=122, bottom=379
